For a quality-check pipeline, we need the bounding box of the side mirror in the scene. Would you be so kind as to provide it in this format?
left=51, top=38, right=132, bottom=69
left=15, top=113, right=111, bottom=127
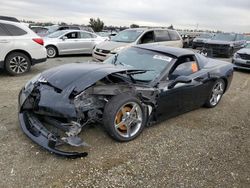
left=61, top=36, right=68, bottom=40
left=168, top=76, right=192, bottom=89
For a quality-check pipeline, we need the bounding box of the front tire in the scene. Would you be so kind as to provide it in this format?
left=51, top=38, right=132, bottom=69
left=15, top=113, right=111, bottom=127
left=204, top=79, right=225, bottom=108
left=5, top=52, right=31, bottom=76
left=46, top=46, right=57, bottom=58
left=103, top=93, right=147, bottom=142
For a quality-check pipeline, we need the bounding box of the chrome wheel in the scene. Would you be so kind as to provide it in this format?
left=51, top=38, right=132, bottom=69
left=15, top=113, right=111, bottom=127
left=210, top=81, right=225, bottom=106
left=114, top=102, right=143, bottom=138
left=47, top=47, right=56, bottom=58
left=9, top=56, right=29, bottom=74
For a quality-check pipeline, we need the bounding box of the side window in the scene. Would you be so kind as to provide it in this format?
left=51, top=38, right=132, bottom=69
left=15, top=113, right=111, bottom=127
left=154, top=30, right=170, bottom=42
left=169, top=56, right=199, bottom=80
left=168, top=30, right=181, bottom=41
left=139, top=31, right=155, bottom=44
left=0, top=24, right=9, bottom=36
left=2, top=23, right=27, bottom=36
left=65, top=32, right=79, bottom=39
left=80, top=32, right=93, bottom=38
left=90, top=34, right=97, bottom=38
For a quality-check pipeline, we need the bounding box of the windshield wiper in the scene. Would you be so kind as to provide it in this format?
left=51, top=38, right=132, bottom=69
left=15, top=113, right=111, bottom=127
left=112, top=54, right=125, bottom=66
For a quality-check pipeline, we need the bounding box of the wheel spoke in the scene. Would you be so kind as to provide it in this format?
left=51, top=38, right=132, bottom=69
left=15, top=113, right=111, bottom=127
left=130, top=117, right=142, bottom=124
left=129, top=104, right=138, bottom=116
left=115, top=120, right=125, bottom=129
left=19, top=66, right=26, bottom=72
left=126, top=124, right=131, bottom=137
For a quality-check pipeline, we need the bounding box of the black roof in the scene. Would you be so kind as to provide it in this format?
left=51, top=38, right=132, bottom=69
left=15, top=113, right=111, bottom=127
left=0, top=16, right=19, bottom=23
left=135, top=44, right=195, bottom=58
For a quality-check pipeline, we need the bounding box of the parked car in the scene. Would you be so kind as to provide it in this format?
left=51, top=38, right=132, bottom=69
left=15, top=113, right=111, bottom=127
left=30, top=26, right=49, bottom=37
left=44, top=30, right=107, bottom=58
left=192, top=33, right=214, bottom=49
left=46, top=25, right=94, bottom=35
left=92, top=28, right=183, bottom=61
left=18, top=45, right=234, bottom=157
left=232, top=43, right=250, bottom=70
left=203, top=33, right=246, bottom=57
left=0, top=16, right=46, bottom=75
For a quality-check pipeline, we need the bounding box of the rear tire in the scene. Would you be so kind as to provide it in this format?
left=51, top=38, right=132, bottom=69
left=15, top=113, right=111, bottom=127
left=5, top=52, right=31, bottom=76
left=204, top=79, right=225, bottom=108
left=46, top=46, right=57, bottom=58
left=103, top=93, right=147, bottom=142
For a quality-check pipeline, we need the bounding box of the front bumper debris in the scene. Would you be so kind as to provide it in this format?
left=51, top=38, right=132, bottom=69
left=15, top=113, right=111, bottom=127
left=19, top=111, right=88, bottom=158
left=18, top=86, right=88, bottom=158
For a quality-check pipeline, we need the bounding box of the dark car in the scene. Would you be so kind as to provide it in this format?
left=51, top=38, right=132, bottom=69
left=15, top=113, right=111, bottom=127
left=30, top=26, right=49, bottom=37
left=192, top=33, right=214, bottom=49
left=203, top=33, right=246, bottom=57
left=18, top=45, right=234, bottom=158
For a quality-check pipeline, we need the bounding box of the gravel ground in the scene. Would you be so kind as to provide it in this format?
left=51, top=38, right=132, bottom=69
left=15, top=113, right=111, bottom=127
left=0, top=54, right=249, bottom=188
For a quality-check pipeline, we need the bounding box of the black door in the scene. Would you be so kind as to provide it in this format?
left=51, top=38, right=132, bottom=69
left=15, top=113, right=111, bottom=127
left=155, top=56, right=211, bottom=122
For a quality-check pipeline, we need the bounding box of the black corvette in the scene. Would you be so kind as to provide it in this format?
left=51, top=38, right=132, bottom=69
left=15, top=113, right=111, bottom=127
left=18, top=45, right=234, bottom=158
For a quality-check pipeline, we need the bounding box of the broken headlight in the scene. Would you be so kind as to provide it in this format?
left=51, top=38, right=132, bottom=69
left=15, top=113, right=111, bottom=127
left=24, top=73, right=41, bottom=90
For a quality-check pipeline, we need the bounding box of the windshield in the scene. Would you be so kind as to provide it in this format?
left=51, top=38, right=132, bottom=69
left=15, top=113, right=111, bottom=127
left=97, top=32, right=110, bottom=37
left=212, top=33, right=236, bottom=41
left=245, top=35, right=250, bottom=41
left=199, top=33, right=213, bottom=39
left=246, top=43, right=250, bottom=48
left=47, top=30, right=68, bottom=38
left=104, top=47, right=173, bottom=82
left=111, top=30, right=144, bottom=43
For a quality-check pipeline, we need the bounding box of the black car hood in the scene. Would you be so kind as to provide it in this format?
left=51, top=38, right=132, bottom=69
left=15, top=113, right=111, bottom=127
left=41, top=62, right=141, bottom=91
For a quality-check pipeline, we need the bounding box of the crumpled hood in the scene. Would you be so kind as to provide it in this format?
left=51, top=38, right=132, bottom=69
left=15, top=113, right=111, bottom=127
left=237, top=48, right=250, bottom=54
left=40, top=62, right=135, bottom=91
left=96, top=41, right=131, bottom=51
left=206, top=40, right=232, bottom=45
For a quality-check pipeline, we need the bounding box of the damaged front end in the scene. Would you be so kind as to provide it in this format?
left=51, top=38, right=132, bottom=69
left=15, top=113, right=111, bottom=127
left=18, top=65, right=158, bottom=158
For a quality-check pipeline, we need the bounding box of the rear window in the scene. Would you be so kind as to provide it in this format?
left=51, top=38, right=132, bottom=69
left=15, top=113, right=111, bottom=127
left=2, top=23, right=27, bottom=36
left=70, top=26, right=80, bottom=30
left=0, top=24, right=9, bottom=36
left=168, top=30, right=181, bottom=41
left=154, top=30, right=170, bottom=42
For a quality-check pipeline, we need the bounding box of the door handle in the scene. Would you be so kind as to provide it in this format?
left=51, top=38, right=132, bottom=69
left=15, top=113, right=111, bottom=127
left=0, top=40, right=9, bottom=43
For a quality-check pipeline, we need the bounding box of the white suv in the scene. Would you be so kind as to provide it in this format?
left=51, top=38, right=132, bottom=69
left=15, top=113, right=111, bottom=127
left=0, top=16, right=47, bottom=75
left=93, top=28, right=183, bottom=61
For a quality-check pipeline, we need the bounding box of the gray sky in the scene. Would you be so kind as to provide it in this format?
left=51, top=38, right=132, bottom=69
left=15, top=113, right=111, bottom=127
left=1, top=0, right=249, bottom=32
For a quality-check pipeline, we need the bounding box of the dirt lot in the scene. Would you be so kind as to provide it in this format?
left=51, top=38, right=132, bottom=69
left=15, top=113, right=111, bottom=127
left=0, top=54, right=249, bottom=188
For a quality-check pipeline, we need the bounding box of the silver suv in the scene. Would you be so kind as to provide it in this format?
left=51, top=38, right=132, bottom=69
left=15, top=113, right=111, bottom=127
left=92, top=28, right=183, bottom=61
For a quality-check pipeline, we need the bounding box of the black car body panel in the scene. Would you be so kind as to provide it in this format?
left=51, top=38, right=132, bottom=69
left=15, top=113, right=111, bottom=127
left=18, top=45, right=234, bottom=158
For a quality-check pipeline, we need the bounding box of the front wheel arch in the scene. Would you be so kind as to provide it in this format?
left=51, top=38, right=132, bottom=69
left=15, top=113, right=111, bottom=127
left=4, top=49, right=32, bottom=66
